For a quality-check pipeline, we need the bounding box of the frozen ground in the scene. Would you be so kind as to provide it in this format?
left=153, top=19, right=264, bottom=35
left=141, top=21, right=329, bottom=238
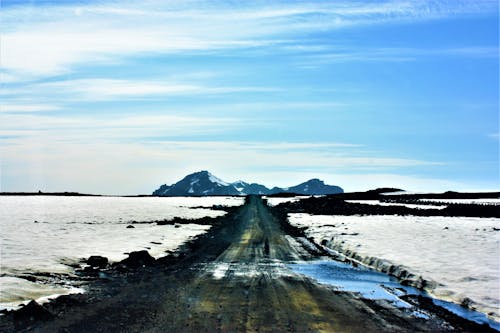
left=0, top=196, right=243, bottom=311
left=288, top=213, right=500, bottom=320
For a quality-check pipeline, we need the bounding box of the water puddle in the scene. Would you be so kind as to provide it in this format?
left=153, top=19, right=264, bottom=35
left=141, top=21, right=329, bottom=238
left=289, top=260, right=499, bottom=331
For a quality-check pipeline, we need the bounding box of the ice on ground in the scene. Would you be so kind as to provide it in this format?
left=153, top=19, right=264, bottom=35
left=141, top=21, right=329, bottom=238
left=345, top=200, right=447, bottom=210
left=288, top=213, right=500, bottom=320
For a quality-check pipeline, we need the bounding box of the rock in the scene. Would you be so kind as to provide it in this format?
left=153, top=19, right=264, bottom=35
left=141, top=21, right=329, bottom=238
left=20, top=275, right=37, bottom=283
left=126, top=225, right=135, bottom=228
left=120, top=250, right=156, bottom=268
left=461, top=297, right=472, bottom=308
left=13, top=300, right=53, bottom=323
left=87, top=255, right=109, bottom=268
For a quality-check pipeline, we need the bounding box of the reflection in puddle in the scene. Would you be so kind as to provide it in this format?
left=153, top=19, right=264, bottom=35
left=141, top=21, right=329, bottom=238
left=289, top=260, right=499, bottom=331
left=290, top=260, right=415, bottom=304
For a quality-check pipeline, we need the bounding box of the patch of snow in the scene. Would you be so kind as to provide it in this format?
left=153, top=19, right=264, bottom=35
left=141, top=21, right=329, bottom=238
left=345, top=200, right=446, bottom=210
left=208, top=172, right=229, bottom=186
left=264, top=196, right=308, bottom=206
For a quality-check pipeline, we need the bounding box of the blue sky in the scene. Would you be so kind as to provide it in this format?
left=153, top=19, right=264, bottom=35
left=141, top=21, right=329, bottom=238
left=1, top=0, right=498, bottom=194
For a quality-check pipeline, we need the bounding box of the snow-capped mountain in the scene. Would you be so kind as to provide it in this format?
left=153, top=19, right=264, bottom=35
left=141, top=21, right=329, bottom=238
left=152, top=171, right=343, bottom=196
left=152, top=171, right=239, bottom=196
left=286, top=178, right=343, bottom=195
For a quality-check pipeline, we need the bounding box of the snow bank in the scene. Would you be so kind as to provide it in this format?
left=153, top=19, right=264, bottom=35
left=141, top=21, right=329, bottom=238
left=288, top=213, right=500, bottom=320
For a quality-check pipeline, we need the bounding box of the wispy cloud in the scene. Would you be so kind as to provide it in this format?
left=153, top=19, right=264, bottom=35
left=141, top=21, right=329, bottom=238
left=489, top=133, right=500, bottom=140
left=0, top=78, right=280, bottom=102
left=139, top=140, right=438, bottom=170
left=0, top=113, right=241, bottom=140
left=37, top=79, right=278, bottom=100
left=1, top=0, right=496, bottom=78
left=298, top=46, right=499, bottom=65
left=0, top=103, right=61, bottom=113
left=0, top=0, right=496, bottom=194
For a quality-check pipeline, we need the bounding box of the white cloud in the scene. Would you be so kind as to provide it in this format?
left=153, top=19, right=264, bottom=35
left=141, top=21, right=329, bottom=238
left=299, top=46, right=499, bottom=65
left=0, top=7, right=280, bottom=77
left=0, top=113, right=241, bottom=140
left=1, top=79, right=279, bottom=101
left=0, top=104, right=61, bottom=113
left=0, top=71, right=27, bottom=83
left=1, top=0, right=496, bottom=194
left=1, top=0, right=496, bottom=78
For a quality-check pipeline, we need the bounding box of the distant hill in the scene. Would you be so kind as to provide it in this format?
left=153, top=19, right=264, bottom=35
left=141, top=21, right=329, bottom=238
left=152, top=171, right=344, bottom=196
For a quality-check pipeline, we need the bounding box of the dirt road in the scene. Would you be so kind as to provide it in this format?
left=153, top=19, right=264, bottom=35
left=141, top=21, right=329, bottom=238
left=3, top=196, right=493, bottom=332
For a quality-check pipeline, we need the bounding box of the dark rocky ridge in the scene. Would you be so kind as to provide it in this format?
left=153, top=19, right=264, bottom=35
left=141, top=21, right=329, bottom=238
left=153, top=170, right=343, bottom=196
left=277, top=194, right=500, bottom=218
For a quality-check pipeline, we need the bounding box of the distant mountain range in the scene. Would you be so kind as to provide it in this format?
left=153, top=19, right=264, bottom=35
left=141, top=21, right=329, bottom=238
left=152, top=171, right=343, bottom=196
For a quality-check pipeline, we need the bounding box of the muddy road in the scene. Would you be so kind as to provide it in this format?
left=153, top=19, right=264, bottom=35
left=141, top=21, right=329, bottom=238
left=2, top=196, right=494, bottom=332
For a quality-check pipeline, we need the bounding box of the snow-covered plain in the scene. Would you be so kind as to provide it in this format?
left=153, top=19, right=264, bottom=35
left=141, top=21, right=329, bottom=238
left=0, top=196, right=243, bottom=310
left=288, top=213, right=500, bottom=320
